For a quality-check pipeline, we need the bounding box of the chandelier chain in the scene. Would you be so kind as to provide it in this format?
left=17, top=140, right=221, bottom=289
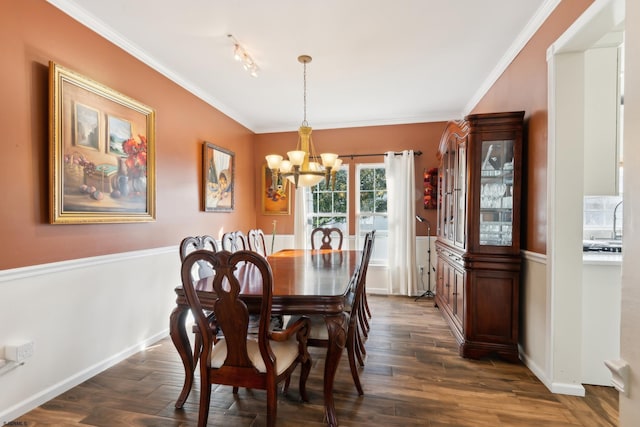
left=302, top=59, right=308, bottom=126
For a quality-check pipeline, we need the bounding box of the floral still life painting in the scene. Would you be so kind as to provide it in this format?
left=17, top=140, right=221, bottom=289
left=203, top=142, right=234, bottom=212
left=49, top=62, right=156, bottom=224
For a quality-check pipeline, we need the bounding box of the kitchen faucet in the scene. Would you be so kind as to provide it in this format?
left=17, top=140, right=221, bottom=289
left=613, top=200, right=623, bottom=240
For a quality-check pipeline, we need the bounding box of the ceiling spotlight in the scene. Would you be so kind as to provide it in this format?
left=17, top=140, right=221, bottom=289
left=228, top=34, right=259, bottom=77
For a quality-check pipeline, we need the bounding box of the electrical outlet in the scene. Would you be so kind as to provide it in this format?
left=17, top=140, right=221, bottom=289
left=5, top=341, right=34, bottom=363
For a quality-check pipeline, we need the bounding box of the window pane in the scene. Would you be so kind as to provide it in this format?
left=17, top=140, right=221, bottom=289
left=334, top=191, right=347, bottom=212
left=314, top=216, right=347, bottom=229
left=358, top=215, right=375, bottom=232
left=374, top=168, right=387, bottom=190
left=335, top=170, right=348, bottom=191
left=375, top=191, right=387, bottom=212
left=360, top=191, right=374, bottom=212
left=307, top=168, right=348, bottom=245
left=318, top=192, right=333, bottom=213
left=360, top=168, right=374, bottom=190
left=357, top=216, right=388, bottom=262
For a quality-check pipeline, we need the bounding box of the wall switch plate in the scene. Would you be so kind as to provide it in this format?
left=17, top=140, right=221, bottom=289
left=5, top=341, right=34, bottom=363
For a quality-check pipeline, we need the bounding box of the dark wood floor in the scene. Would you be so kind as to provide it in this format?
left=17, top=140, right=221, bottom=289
left=17, top=295, right=618, bottom=426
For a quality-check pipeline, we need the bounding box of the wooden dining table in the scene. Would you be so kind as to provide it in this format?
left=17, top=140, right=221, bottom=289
left=169, top=248, right=361, bottom=427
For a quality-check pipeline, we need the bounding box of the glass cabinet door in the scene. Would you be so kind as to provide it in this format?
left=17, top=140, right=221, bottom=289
left=454, top=140, right=466, bottom=248
left=479, top=139, right=514, bottom=246
left=445, top=141, right=455, bottom=242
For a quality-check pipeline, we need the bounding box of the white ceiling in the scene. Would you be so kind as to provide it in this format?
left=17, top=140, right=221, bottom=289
left=48, top=0, right=555, bottom=133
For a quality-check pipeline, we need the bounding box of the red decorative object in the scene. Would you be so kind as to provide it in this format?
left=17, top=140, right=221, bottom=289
left=423, top=167, right=438, bottom=209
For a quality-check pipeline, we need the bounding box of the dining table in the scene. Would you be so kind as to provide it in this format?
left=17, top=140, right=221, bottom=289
left=169, top=248, right=361, bottom=427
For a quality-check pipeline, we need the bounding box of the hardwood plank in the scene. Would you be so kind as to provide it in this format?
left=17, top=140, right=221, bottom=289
left=15, top=295, right=617, bottom=426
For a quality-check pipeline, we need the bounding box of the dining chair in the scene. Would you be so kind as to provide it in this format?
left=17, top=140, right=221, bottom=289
left=179, top=235, right=219, bottom=365
left=359, top=230, right=376, bottom=337
left=310, top=227, right=344, bottom=250
left=353, top=230, right=375, bottom=367
left=248, top=228, right=268, bottom=257
left=221, top=230, right=248, bottom=252
left=180, top=235, right=218, bottom=279
left=287, top=231, right=374, bottom=395
left=181, top=249, right=312, bottom=427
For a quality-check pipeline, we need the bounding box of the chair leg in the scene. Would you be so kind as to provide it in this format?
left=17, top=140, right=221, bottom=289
left=233, top=386, right=239, bottom=394
left=198, top=382, right=212, bottom=427
left=266, top=379, right=278, bottom=427
left=282, top=375, right=291, bottom=394
left=299, top=356, right=311, bottom=402
left=193, top=333, right=203, bottom=363
left=346, top=333, right=364, bottom=395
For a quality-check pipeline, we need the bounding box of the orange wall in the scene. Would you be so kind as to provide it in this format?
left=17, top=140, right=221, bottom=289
left=0, top=1, right=256, bottom=270
left=471, top=0, right=593, bottom=253
left=0, top=0, right=594, bottom=270
left=254, top=123, right=446, bottom=235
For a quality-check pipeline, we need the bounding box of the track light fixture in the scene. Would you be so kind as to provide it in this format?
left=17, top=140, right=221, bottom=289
left=227, top=34, right=259, bottom=77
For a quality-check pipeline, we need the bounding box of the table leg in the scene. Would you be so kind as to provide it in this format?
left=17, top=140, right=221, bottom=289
left=323, top=312, right=348, bottom=427
left=169, top=305, right=193, bottom=408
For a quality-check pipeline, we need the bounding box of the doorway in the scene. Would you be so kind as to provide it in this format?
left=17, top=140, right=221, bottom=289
left=547, top=0, right=624, bottom=395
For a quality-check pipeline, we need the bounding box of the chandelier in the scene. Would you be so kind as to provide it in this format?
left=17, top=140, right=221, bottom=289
left=265, top=55, right=341, bottom=189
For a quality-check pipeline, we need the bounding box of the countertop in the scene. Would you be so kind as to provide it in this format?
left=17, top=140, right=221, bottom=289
left=583, top=252, right=623, bottom=266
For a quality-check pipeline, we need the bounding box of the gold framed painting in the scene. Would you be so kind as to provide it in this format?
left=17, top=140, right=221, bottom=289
left=261, top=164, right=290, bottom=215
left=49, top=62, right=156, bottom=224
left=203, top=142, right=235, bottom=212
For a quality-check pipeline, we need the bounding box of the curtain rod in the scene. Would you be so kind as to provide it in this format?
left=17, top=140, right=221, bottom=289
left=334, top=150, right=422, bottom=160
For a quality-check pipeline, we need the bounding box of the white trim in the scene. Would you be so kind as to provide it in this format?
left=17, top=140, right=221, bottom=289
left=46, top=0, right=251, bottom=130
left=519, top=343, right=551, bottom=390
left=546, top=48, right=558, bottom=393
left=552, top=0, right=625, bottom=54
left=549, top=382, right=586, bottom=397
left=545, top=0, right=625, bottom=396
left=521, top=249, right=546, bottom=264
left=0, top=246, right=175, bottom=283
left=464, top=0, right=562, bottom=115
left=0, top=330, right=168, bottom=424
left=520, top=346, right=586, bottom=397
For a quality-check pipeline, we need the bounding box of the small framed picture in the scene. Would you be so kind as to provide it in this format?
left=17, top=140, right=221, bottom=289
left=261, top=164, right=290, bottom=215
left=203, top=142, right=234, bottom=212
left=73, top=102, right=100, bottom=150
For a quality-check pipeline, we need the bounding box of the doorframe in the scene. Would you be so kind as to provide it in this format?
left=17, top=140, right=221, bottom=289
left=546, top=0, right=625, bottom=396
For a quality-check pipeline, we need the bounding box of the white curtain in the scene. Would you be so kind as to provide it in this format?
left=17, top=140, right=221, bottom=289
left=384, top=151, right=417, bottom=295
left=293, top=186, right=308, bottom=249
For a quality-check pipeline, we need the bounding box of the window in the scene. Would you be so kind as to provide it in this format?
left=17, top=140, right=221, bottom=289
left=306, top=168, right=348, bottom=239
left=356, top=164, right=387, bottom=263
left=584, top=195, right=623, bottom=240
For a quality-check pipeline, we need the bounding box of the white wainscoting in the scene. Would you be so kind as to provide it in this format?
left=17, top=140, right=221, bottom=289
left=0, top=234, right=431, bottom=422
left=0, top=247, right=178, bottom=423
left=519, top=250, right=586, bottom=397
left=415, top=236, right=436, bottom=297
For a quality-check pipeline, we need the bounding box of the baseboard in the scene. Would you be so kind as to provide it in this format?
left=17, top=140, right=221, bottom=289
left=549, top=382, right=586, bottom=396
left=519, top=345, right=552, bottom=390
left=518, top=344, right=585, bottom=397
left=0, top=329, right=169, bottom=423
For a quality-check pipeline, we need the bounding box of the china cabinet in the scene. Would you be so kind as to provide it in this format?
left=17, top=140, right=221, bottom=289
left=435, top=111, right=524, bottom=362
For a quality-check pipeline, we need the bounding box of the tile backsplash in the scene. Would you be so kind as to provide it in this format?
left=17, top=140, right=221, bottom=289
left=584, top=195, right=623, bottom=240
